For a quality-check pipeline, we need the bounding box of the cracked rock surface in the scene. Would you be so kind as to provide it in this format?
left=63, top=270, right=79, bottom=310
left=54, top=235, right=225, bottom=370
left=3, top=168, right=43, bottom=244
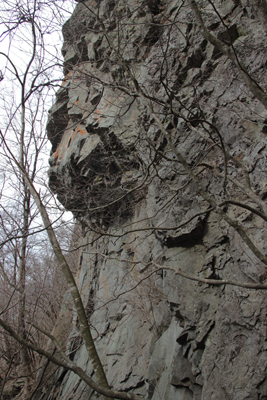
left=42, top=0, right=267, bottom=399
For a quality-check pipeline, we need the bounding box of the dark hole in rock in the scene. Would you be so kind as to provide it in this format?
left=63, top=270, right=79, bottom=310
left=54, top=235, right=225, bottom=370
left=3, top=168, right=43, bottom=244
left=146, top=0, right=162, bottom=15
left=143, top=24, right=162, bottom=47
left=208, top=21, right=220, bottom=31
left=91, top=93, right=102, bottom=105
left=217, top=24, right=240, bottom=45
left=47, top=103, right=69, bottom=153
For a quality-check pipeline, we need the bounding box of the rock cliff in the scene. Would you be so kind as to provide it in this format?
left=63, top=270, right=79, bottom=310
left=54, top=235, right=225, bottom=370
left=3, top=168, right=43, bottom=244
left=45, top=0, right=267, bottom=399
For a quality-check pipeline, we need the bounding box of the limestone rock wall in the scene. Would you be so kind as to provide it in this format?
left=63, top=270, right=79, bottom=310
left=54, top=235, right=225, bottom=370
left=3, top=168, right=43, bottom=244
left=45, top=0, right=267, bottom=399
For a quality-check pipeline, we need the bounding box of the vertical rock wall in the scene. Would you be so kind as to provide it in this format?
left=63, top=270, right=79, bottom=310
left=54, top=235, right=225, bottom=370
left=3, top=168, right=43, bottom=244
left=46, top=0, right=267, bottom=399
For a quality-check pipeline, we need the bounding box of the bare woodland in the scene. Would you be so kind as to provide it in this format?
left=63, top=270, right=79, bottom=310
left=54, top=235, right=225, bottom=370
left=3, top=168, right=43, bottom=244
left=1, top=0, right=267, bottom=399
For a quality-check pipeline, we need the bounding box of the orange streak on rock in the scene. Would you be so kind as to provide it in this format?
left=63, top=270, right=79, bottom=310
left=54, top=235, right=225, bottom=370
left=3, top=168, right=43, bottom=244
left=69, top=126, right=87, bottom=145
left=54, top=149, right=59, bottom=158
left=62, top=70, right=72, bottom=86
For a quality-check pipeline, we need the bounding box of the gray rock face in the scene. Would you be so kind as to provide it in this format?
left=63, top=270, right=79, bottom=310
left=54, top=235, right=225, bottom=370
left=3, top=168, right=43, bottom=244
left=45, top=0, right=267, bottom=399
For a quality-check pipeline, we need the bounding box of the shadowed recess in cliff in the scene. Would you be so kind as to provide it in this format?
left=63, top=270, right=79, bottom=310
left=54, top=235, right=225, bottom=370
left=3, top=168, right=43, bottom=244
left=48, top=124, right=144, bottom=226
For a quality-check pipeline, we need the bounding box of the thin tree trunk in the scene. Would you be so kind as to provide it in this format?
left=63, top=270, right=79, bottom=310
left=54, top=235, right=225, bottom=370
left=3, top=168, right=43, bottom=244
left=1, top=133, right=111, bottom=398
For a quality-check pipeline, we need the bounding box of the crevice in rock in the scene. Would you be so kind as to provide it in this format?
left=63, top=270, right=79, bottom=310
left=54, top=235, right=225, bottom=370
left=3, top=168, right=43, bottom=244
left=177, top=326, right=196, bottom=347
left=217, top=24, right=240, bottom=45
left=164, top=218, right=205, bottom=248
left=63, top=36, right=89, bottom=75
left=145, top=0, right=162, bottom=16
left=120, top=371, right=132, bottom=384
left=68, top=335, right=83, bottom=361
left=122, top=379, right=145, bottom=393
left=143, top=24, right=163, bottom=48
left=195, top=321, right=215, bottom=350
left=85, top=288, right=95, bottom=320
left=212, top=24, right=240, bottom=60
left=47, top=102, right=69, bottom=153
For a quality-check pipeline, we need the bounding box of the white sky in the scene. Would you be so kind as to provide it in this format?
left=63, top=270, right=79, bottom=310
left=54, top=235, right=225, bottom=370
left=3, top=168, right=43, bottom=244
left=0, top=0, right=76, bottom=248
